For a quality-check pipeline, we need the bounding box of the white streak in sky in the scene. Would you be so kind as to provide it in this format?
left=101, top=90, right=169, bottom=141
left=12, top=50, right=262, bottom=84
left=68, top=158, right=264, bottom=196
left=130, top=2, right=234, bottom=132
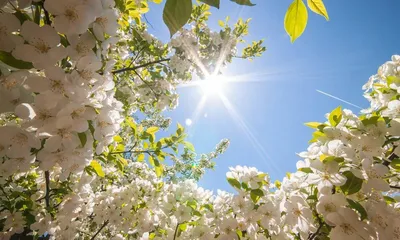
left=316, top=89, right=363, bottom=109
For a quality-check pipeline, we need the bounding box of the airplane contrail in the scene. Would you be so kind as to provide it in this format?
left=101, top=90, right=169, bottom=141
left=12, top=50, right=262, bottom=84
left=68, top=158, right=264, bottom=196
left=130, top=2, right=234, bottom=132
left=316, top=89, right=363, bottom=109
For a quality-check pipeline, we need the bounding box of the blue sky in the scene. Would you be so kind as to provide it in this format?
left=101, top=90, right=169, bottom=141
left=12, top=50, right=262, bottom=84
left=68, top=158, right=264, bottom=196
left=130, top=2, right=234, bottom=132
left=145, top=0, right=400, bottom=191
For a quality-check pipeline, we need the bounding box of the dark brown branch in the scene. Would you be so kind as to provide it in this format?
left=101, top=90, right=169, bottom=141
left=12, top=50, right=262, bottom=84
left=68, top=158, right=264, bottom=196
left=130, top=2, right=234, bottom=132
left=44, top=171, right=51, bottom=209
left=173, top=223, right=180, bottom=240
left=390, top=185, right=400, bottom=189
left=90, top=220, right=109, bottom=240
left=308, top=211, right=324, bottom=240
left=41, top=1, right=52, bottom=25
left=112, top=58, right=170, bottom=74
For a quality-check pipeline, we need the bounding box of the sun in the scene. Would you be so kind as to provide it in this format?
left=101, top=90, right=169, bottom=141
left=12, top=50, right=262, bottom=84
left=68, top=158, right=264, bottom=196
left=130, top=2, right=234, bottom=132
left=200, top=74, right=227, bottom=95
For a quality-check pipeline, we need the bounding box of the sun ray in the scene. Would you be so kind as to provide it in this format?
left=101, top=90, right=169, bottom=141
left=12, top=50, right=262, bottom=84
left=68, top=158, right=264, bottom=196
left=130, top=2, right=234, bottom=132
left=219, top=93, right=284, bottom=175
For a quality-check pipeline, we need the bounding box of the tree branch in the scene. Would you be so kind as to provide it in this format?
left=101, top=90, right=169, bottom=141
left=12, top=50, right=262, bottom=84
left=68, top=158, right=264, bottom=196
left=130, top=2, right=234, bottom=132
left=390, top=185, right=400, bottom=189
left=173, top=223, right=180, bottom=240
left=90, top=220, right=109, bottom=240
left=112, top=58, right=170, bottom=74
left=308, top=211, right=324, bottom=240
left=44, top=171, right=51, bottom=209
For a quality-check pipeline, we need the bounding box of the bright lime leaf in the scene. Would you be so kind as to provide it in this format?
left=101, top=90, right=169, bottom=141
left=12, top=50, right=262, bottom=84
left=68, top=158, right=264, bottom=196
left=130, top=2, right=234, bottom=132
left=329, top=106, right=342, bottom=127
left=137, top=153, right=145, bottom=162
left=155, top=164, right=163, bottom=177
left=200, top=0, right=220, bottom=8
left=113, top=135, right=123, bottom=142
left=347, top=198, right=367, bottom=220
left=146, top=126, right=159, bottom=134
left=304, top=122, right=323, bottom=129
left=284, top=0, right=308, bottom=43
left=78, top=132, right=87, bottom=147
left=307, top=0, right=329, bottom=20
left=387, top=76, right=400, bottom=86
left=274, top=180, right=281, bottom=189
left=163, top=0, right=192, bottom=37
left=340, top=171, right=363, bottom=195
left=227, top=178, right=241, bottom=189
left=299, top=167, right=313, bottom=173
left=0, top=51, right=33, bottom=69
left=149, top=155, right=155, bottom=166
left=179, top=223, right=188, bottom=231
left=231, top=0, right=255, bottom=6
left=183, top=141, right=195, bottom=152
left=90, top=160, right=105, bottom=177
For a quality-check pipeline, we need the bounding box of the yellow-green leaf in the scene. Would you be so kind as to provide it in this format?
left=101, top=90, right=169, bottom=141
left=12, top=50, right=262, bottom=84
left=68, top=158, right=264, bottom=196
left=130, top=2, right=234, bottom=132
left=284, top=0, right=308, bottom=43
left=90, top=160, right=105, bottom=177
left=304, top=122, right=322, bottom=129
left=329, top=106, right=342, bottom=127
left=113, top=135, right=123, bottom=142
left=137, top=153, right=145, bottom=162
left=307, top=0, right=329, bottom=20
left=146, top=126, right=159, bottom=134
left=148, top=155, right=155, bottom=166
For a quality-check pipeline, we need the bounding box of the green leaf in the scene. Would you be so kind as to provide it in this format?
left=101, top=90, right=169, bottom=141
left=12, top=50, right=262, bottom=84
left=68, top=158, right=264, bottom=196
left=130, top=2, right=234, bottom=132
left=383, top=196, right=396, bottom=204
left=200, top=0, right=220, bottom=8
left=146, top=126, right=159, bottom=134
left=361, top=116, right=380, bottom=126
left=329, top=106, right=342, bottom=127
left=187, top=200, right=197, bottom=209
left=250, top=189, right=264, bottom=203
left=163, top=0, right=192, bottom=37
left=183, top=141, right=195, bottom=152
left=179, top=222, right=188, bottom=231
left=347, top=198, right=367, bottom=220
left=90, top=160, right=105, bottom=177
left=203, top=203, right=214, bottom=212
left=390, top=158, right=400, bottom=170
left=78, top=132, right=87, bottom=147
left=340, top=171, right=363, bottom=195
left=227, top=178, right=241, bottom=189
left=149, top=155, right=155, bottom=166
left=307, top=0, right=329, bottom=20
left=284, top=0, right=308, bottom=43
left=137, top=153, right=145, bottom=162
left=387, top=76, right=400, bottom=86
left=0, top=51, right=33, bottom=69
left=113, top=135, right=123, bottom=142
left=274, top=180, right=281, bottom=189
left=155, top=163, right=163, bottom=177
left=231, top=0, right=255, bottom=6
left=299, top=167, right=313, bottom=173
left=319, top=155, right=344, bottom=163
left=304, top=122, right=323, bottom=129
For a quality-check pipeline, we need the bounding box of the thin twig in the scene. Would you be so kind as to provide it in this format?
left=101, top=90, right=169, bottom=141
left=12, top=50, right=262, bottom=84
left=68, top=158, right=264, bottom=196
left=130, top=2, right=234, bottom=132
left=308, top=211, right=324, bottom=240
left=90, top=220, right=109, bottom=240
left=44, top=171, right=51, bottom=208
left=173, top=223, right=180, bottom=240
left=41, top=2, right=52, bottom=25
left=132, top=69, right=159, bottom=100
left=112, top=58, right=170, bottom=74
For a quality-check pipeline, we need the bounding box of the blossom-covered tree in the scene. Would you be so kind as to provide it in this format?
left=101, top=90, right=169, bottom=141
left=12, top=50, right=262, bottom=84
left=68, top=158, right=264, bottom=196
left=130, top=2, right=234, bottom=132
left=0, top=0, right=399, bottom=240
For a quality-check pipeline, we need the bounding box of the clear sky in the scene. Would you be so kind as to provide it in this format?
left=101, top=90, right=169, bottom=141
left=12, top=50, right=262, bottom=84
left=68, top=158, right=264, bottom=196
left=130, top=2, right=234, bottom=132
left=145, top=0, right=400, bottom=191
